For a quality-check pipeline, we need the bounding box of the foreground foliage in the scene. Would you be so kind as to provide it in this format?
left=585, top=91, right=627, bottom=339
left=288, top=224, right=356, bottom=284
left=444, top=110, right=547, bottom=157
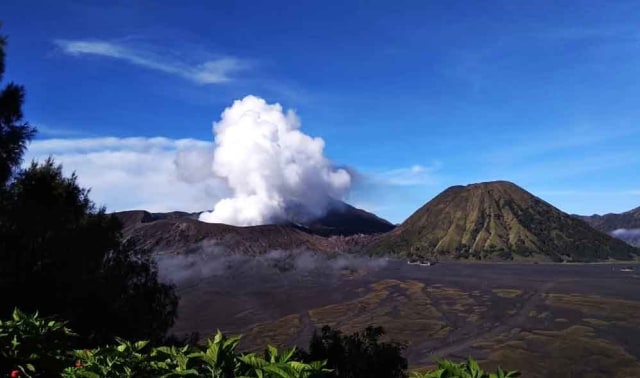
left=0, top=309, right=75, bottom=377
left=411, top=359, right=520, bottom=378
left=1, top=309, right=330, bottom=378
left=1, top=310, right=519, bottom=378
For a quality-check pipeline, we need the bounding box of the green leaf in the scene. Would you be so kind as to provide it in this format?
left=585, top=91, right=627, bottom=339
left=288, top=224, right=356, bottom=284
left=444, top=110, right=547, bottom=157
left=266, top=345, right=279, bottom=362
left=134, top=340, right=149, bottom=350
left=74, top=371, right=101, bottom=378
left=13, top=308, right=24, bottom=321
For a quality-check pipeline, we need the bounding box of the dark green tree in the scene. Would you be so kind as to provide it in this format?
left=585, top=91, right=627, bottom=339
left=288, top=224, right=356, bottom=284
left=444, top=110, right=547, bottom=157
left=0, top=23, right=35, bottom=187
left=2, top=160, right=178, bottom=345
left=300, top=326, right=408, bottom=378
left=0, top=25, right=177, bottom=346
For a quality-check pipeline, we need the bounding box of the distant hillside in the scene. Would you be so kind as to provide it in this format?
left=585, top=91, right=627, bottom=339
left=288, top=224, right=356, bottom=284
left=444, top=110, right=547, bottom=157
left=296, top=200, right=395, bottom=236
left=577, top=206, right=640, bottom=247
left=113, top=201, right=393, bottom=255
left=366, top=181, right=637, bottom=262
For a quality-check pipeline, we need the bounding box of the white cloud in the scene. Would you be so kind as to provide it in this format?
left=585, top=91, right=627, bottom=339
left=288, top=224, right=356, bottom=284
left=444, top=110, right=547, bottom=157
left=21, top=95, right=353, bottom=223
left=373, top=164, right=440, bottom=186
left=24, top=98, right=443, bottom=223
left=54, top=39, right=248, bottom=84
left=22, top=136, right=437, bottom=223
left=24, top=137, right=229, bottom=213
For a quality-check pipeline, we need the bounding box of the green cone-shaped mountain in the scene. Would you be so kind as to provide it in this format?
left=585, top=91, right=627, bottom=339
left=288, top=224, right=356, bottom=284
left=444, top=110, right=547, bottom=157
left=367, top=181, right=637, bottom=262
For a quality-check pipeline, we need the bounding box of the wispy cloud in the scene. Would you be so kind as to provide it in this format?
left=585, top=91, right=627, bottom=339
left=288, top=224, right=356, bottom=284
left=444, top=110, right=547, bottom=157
left=24, top=136, right=230, bottom=212
left=611, top=228, right=640, bottom=237
left=34, top=123, right=90, bottom=138
left=54, top=39, right=249, bottom=84
left=534, top=189, right=640, bottom=197
left=345, top=163, right=443, bottom=224
left=493, top=150, right=640, bottom=185
left=484, top=125, right=640, bottom=164
left=526, top=187, right=640, bottom=216
left=375, top=164, right=441, bottom=186
left=29, top=136, right=208, bottom=155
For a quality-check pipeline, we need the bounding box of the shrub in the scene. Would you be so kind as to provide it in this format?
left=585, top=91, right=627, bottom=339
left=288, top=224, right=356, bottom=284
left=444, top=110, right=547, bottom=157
left=1, top=310, right=517, bottom=378
left=411, top=358, right=520, bottom=378
left=300, top=325, right=408, bottom=378
left=0, top=308, right=75, bottom=377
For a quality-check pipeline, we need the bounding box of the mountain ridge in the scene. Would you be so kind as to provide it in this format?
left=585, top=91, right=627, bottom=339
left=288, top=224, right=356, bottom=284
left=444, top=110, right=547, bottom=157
left=113, top=182, right=638, bottom=262
left=366, top=181, right=637, bottom=262
left=113, top=200, right=393, bottom=255
left=576, top=206, right=640, bottom=247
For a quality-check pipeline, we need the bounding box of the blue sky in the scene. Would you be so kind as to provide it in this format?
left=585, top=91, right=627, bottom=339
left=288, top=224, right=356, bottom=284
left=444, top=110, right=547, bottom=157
left=1, top=0, right=640, bottom=223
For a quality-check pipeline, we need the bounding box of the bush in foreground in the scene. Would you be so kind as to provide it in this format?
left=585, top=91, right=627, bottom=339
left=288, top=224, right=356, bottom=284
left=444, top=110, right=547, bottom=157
left=0, top=309, right=75, bottom=377
left=1, top=309, right=519, bottom=378
left=1, top=309, right=329, bottom=378
left=410, top=359, right=520, bottom=378
left=301, top=325, right=407, bottom=378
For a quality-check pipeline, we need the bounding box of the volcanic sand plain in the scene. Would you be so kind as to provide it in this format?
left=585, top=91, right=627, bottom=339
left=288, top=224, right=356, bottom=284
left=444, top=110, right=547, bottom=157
left=171, top=259, right=640, bottom=378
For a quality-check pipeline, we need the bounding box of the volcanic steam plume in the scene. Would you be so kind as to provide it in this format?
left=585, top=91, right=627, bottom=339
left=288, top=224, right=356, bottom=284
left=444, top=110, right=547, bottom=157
left=198, top=95, right=351, bottom=226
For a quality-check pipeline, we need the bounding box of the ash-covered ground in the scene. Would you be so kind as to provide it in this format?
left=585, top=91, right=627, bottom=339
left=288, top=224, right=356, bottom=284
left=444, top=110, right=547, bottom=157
left=157, top=250, right=640, bottom=378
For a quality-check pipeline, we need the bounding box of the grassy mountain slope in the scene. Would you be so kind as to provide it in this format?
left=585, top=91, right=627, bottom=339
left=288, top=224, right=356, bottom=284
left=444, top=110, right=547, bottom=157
left=367, top=181, right=637, bottom=262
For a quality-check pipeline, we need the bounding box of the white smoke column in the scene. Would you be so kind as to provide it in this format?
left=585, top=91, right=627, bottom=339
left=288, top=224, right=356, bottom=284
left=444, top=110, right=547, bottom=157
left=199, top=95, right=351, bottom=226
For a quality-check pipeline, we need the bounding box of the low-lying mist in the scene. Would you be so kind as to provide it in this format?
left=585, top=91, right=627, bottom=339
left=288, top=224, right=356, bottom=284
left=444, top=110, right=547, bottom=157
left=611, top=228, right=640, bottom=238
left=155, top=243, right=390, bottom=290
